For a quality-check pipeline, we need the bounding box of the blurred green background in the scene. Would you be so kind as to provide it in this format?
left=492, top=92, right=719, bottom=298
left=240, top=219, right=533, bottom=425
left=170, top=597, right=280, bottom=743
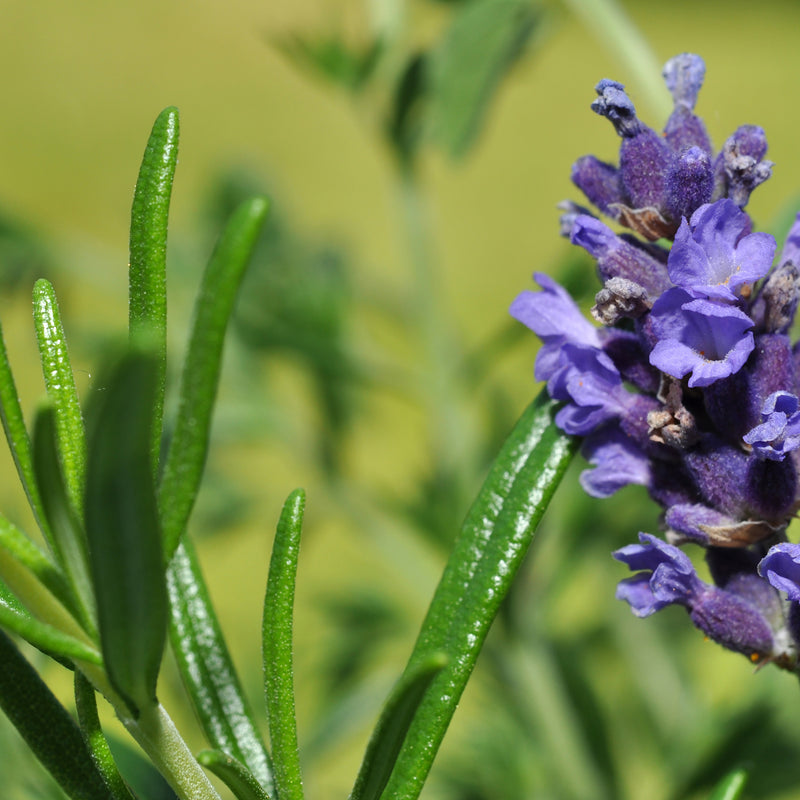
left=3, top=1, right=800, bottom=798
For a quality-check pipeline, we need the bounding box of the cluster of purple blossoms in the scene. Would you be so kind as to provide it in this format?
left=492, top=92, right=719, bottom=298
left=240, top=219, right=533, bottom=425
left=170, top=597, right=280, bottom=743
left=511, top=53, right=800, bottom=671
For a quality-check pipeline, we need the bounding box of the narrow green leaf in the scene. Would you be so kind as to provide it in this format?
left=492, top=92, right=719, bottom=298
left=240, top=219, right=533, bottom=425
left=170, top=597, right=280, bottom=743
left=32, top=278, right=86, bottom=514
left=263, top=489, right=306, bottom=800
left=159, top=196, right=269, bottom=560
left=0, top=513, right=74, bottom=617
left=0, top=575, right=101, bottom=664
left=708, top=767, right=749, bottom=800
left=427, top=0, right=540, bottom=158
left=349, top=653, right=447, bottom=800
left=129, top=106, right=179, bottom=473
left=84, top=350, right=167, bottom=715
left=380, top=390, right=576, bottom=799
left=197, top=750, right=272, bottom=800
left=0, top=319, right=54, bottom=541
left=32, top=405, right=96, bottom=634
left=0, top=629, right=111, bottom=800
left=167, top=538, right=274, bottom=795
left=74, top=671, right=138, bottom=800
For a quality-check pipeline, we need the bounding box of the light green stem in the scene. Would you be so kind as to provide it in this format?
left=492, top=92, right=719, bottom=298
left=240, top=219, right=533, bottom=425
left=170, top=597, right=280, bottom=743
left=397, top=171, right=472, bottom=477
left=122, top=703, right=223, bottom=800
left=77, top=665, right=222, bottom=800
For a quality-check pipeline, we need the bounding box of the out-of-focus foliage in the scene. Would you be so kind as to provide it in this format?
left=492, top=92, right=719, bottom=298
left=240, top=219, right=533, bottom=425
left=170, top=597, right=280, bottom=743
left=2, top=1, right=800, bottom=799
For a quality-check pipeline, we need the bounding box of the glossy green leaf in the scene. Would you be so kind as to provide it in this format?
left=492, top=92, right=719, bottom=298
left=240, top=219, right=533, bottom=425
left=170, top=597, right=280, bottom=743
left=0, top=629, right=111, bottom=800
left=380, top=390, right=576, bottom=799
left=129, top=106, right=179, bottom=473
left=197, top=750, right=272, bottom=800
left=32, top=405, right=96, bottom=633
left=0, top=319, right=53, bottom=541
left=74, top=671, right=138, bottom=800
left=427, top=0, right=540, bottom=158
left=349, top=653, right=447, bottom=800
left=0, top=513, right=74, bottom=618
left=84, top=350, right=167, bottom=715
left=32, top=278, right=86, bottom=514
left=0, top=575, right=101, bottom=664
left=263, top=489, right=306, bottom=800
left=708, top=767, right=749, bottom=800
left=167, top=538, right=274, bottom=795
left=159, top=195, right=269, bottom=560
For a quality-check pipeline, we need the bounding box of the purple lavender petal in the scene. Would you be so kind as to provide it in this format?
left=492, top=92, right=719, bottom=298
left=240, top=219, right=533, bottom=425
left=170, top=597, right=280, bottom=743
left=758, top=543, right=800, bottom=603
left=614, top=533, right=698, bottom=615
left=615, top=534, right=776, bottom=656
left=744, top=391, right=800, bottom=460
left=509, top=273, right=601, bottom=381
left=649, top=290, right=755, bottom=387
left=616, top=574, right=663, bottom=617
left=549, top=345, right=634, bottom=436
left=667, top=200, right=775, bottom=300
left=614, top=532, right=695, bottom=574
left=579, top=427, right=650, bottom=497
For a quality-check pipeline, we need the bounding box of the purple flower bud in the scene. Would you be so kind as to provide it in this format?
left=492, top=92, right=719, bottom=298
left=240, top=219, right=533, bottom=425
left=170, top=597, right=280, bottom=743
left=570, top=215, right=671, bottom=297
left=649, top=288, right=755, bottom=387
left=716, top=125, right=773, bottom=208
left=682, top=435, right=751, bottom=518
left=591, top=79, right=640, bottom=137
left=570, top=156, right=623, bottom=219
left=662, top=53, right=705, bottom=112
left=750, top=264, right=800, bottom=334
left=665, top=147, right=714, bottom=223
left=665, top=503, right=778, bottom=547
left=662, top=54, right=713, bottom=154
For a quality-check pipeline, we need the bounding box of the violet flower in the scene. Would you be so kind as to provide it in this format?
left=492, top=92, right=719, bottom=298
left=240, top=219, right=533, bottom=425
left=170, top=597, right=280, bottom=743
left=614, top=534, right=776, bottom=658
left=667, top=200, right=775, bottom=302
left=511, top=52, right=800, bottom=672
left=744, top=391, right=800, bottom=460
left=648, top=289, right=754, bottom=387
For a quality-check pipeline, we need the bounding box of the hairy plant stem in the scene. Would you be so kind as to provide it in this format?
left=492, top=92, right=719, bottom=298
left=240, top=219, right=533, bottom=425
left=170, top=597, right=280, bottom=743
left=397, top=168, right=473, bottom=480
left=122, top=703, right=223, bottom=800
left=78, top=664, right=222, bottom=800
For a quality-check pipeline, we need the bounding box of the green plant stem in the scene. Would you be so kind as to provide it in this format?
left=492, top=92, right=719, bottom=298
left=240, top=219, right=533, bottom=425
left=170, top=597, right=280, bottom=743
left=560, top=0, right=669, bottom=119
left=121, top=703, right=224, bottom=800
left=397, top=170, right=472, bottom=479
